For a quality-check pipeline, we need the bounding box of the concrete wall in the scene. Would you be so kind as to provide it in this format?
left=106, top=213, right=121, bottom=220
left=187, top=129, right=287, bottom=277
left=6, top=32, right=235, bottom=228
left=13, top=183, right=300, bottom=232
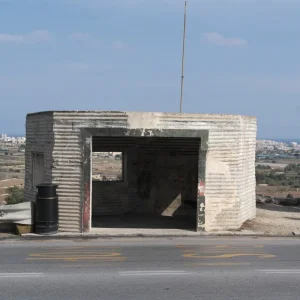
left=25, top=111, right=257, bottom=232
left=204, top=116, right=256, bottom=231
left=92, top=181, right=128, bottom=215
left=25, top=112, right=54, bottom=205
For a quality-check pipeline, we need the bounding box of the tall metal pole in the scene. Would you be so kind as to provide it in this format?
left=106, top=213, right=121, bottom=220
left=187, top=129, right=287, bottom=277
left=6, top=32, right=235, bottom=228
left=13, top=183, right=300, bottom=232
left=180, top=1, right=187, bottom=113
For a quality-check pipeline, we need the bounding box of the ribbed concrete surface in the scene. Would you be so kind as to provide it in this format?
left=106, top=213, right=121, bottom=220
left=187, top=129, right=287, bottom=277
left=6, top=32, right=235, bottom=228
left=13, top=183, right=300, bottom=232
left=25, top=111, right=257, bottom=232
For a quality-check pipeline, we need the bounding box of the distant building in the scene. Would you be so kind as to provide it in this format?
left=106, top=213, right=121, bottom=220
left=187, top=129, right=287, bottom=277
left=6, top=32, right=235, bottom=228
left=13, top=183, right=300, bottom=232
left=0, top=133, right=7, bottom=141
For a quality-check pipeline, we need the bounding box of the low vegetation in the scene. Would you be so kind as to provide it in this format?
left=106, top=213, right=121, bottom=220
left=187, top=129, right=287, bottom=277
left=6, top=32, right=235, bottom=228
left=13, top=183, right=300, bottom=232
left=256, top=163, right=300, bottom=188
left=5, top=186, right=24, bottom=205
left=284, top=163, right=300, bottom=172
left=256, top=165, right=271, bottom=170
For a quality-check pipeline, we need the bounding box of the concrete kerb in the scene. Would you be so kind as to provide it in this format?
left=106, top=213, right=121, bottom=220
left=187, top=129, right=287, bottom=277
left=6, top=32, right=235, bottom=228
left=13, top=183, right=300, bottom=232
left=21, top=230, right=267, bottom=239
left=0, top=231, right=299, bottom=241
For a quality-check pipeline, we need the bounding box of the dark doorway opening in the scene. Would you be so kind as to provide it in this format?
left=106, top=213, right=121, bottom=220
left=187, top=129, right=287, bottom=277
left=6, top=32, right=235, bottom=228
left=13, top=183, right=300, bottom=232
left=91, top=136, right=200, bottom=232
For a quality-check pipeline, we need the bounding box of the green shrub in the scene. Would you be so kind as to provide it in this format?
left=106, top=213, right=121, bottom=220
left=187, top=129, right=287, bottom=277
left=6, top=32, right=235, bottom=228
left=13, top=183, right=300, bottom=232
left=285, top=164, right=300, bottom=172
left=256, top=164, right=271, bottom=170
left=5, top=186, right=24, bottom=205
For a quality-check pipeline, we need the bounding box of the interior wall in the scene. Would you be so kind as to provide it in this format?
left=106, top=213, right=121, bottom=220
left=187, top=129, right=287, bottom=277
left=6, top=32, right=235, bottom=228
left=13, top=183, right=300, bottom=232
left=92, top=182, right=128, bottom=216
left=126, top=149, right=198, bottom=217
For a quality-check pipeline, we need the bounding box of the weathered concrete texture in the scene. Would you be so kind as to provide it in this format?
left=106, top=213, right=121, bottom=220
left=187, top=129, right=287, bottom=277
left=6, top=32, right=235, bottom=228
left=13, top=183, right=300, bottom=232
left=197, top=150, right=207, bottom=230
left=25, top=112, right=54, bottom=208
left=0, top=202, right=32, bottom=225
left=25, top=111, right=257, bottom=233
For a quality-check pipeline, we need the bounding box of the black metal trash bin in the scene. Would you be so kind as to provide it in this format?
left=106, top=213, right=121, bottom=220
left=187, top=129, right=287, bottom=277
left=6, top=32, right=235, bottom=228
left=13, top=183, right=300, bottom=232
left=35, top=183, right=58, bottom=234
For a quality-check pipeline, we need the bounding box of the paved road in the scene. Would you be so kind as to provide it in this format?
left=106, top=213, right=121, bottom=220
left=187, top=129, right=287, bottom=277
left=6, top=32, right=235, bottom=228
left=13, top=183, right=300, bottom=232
left=1, top=237, right=300, bottom=299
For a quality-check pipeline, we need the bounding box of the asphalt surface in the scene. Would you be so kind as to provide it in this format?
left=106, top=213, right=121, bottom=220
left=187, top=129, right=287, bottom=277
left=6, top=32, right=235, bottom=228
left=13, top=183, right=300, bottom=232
left=1, top=237, right=300, bottom=299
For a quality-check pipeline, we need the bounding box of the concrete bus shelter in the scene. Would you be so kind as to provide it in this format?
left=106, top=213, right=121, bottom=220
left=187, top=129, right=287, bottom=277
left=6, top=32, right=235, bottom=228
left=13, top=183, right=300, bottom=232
left=25, top=111, right=257, bottom=233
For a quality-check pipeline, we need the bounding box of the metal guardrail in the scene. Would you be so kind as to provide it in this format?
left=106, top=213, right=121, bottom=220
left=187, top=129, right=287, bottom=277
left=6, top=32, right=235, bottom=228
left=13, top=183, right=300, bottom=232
left=0, top=202, right=32, bottom=225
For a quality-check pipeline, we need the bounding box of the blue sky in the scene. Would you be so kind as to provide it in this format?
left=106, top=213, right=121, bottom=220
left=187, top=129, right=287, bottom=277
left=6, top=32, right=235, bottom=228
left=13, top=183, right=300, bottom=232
left=0, top=0, right=300, bottom=139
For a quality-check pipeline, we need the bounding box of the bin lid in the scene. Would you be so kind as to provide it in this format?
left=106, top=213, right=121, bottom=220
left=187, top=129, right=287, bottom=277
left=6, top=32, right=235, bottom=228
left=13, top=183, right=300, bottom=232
left=36, top=183, right=59, bottom=188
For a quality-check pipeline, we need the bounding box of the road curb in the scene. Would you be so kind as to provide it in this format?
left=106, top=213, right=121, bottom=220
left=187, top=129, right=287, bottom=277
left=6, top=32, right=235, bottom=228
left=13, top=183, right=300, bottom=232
left=0, top=235, right=22, bottom=241
left=0, top=232, right=295, bottom=241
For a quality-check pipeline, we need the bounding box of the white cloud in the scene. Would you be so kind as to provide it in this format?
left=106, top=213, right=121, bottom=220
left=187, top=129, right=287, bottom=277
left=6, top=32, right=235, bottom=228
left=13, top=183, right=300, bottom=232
left=112, top=41, right=127, bottom=50
left=69, top=32, right=93, bottom=41
left=69, top=32, right=128, bottom=50
left=65, top=62, right=91, bottom=71
left=0, top=30, right=52, bottom=44
left=203, top=32, right=248, bottom=47
left=69, top=32, right=101, bottom=46
left=202, top=73, right=300, bottom=95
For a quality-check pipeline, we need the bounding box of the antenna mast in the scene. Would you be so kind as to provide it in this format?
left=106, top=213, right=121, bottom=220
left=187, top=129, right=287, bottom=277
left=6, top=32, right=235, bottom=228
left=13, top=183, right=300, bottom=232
left=180, top=1, right=187, bottom=113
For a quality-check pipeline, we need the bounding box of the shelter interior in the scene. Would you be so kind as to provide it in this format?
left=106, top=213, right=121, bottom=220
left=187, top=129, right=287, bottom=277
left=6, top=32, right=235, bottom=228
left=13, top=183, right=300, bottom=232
left=91, top=136, right=200, bottom=231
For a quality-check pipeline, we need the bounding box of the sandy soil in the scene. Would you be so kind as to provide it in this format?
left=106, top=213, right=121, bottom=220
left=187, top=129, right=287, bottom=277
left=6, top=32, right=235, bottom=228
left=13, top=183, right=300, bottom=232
left=243, top=204, right=300, bottom=235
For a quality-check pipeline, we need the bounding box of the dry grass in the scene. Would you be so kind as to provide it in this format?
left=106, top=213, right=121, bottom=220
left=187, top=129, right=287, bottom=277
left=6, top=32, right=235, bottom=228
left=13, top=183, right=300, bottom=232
left=92, top=156, right=123, bottom=180
left=256, top=185, right=300, bottom=198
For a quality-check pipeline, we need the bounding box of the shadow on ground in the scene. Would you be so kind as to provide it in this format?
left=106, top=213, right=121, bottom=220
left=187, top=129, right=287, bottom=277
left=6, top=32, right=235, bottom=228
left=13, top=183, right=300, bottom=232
left=257, top=203, right=300, bottom=213
left=285, top=217, right=300, bottom=221
left=92, top=214, right=196, bottom=232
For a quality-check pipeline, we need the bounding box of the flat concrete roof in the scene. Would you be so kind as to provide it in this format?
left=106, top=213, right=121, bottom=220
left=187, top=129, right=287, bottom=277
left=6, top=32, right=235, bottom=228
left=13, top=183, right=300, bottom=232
left=26, top=110, right=256, bottom=119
